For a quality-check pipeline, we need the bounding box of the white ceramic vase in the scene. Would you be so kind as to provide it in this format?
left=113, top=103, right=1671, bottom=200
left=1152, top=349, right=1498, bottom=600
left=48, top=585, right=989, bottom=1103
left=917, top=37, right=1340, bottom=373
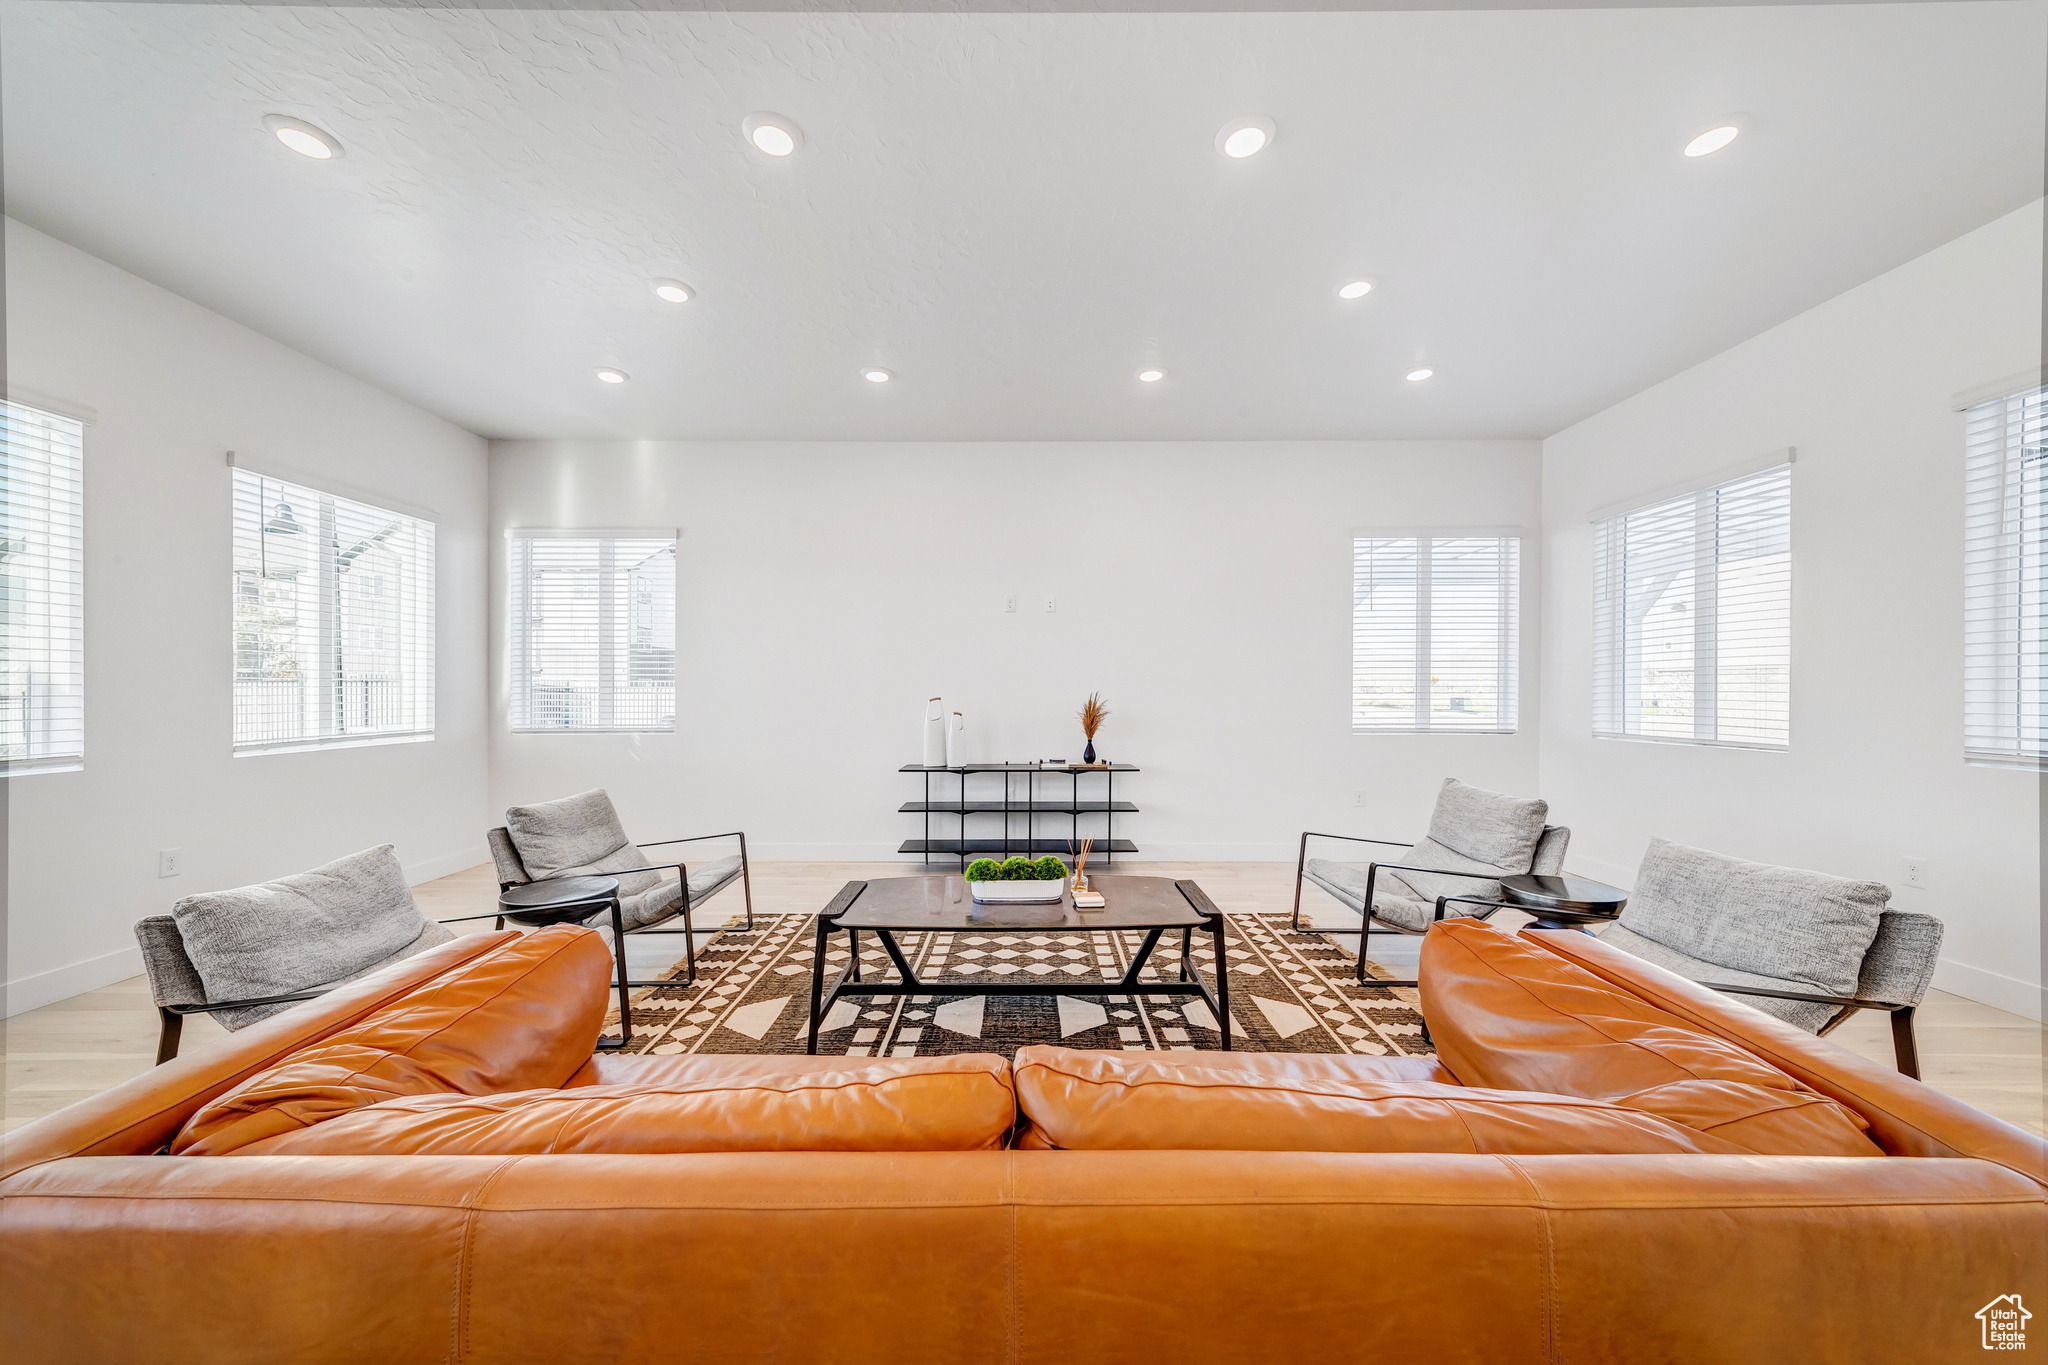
left=922, top=697, right=947, bottom=766
left=944, top=710, right=966, bottom=767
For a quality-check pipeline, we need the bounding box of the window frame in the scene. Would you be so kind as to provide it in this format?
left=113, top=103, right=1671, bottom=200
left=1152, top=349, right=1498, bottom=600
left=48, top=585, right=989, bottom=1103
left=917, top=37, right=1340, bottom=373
left=1350, top=529, right=1523, bottom=736
left=1591, top=461, right=1792, bottom=752
left=0, top=399, right=87, bottom=777
left=230, top=466, right=436, bottom=757
left=506, top=528, right=680, bottom=735
left=1962, top=383, right=2047, bottom=767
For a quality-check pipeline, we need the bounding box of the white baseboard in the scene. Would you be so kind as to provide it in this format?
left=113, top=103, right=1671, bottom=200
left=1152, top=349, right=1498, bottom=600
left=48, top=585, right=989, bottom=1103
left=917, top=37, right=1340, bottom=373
left=746, top=843, right=908, bottom=861
left=405, top=849, right=488, bottom=885
left=3, top=943, right=144, bottom=1019
left=1931, top=957, right=2044, bottom=1022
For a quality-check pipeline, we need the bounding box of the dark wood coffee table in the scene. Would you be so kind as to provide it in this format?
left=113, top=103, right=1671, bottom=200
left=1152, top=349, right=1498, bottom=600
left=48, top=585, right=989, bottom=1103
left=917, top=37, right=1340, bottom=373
left=806, top=874, right=1230, bottom=1053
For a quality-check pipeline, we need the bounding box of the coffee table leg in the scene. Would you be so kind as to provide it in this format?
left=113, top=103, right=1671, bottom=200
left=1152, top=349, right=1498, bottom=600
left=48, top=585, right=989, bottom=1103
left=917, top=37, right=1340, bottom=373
left=609, top=897, right=633, bottom=1046
left=807, top=913, right=831, bottom=1054
left=1178, top=927, right=1192, bottom=982
left=1209, top=912, right=1231, bottom=1051
left=1119, top=928, right=1166, bottom=987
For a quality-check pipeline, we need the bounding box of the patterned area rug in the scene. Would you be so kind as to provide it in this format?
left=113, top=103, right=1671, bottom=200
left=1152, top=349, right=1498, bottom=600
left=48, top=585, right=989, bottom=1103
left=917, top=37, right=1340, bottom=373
left=598, top=911, right=1431, bottom=1059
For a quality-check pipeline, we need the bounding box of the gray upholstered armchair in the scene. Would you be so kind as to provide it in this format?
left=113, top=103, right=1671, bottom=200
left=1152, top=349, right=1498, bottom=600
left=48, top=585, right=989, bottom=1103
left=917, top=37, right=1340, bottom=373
left=1596, top=837, right=1943, bottom=1078
left=1293, top=778, right=1569, bottom=986
left=134, top=844, right=455, bottom=1064
left=487, top=788, right=752, bottom=989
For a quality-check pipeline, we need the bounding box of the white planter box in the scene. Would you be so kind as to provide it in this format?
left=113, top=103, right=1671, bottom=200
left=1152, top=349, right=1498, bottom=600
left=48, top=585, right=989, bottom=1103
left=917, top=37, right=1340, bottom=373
left=969, top=876, right=1069, bottom=904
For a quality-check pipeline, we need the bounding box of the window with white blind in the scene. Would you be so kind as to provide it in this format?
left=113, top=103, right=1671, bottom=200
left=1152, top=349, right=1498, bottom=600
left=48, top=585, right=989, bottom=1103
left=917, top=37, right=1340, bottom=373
left=1352, top=535, right=1520, bottom=733
left=231, top=468, right=435, bottom=754
left=508, top=532, right=677, bottom=732
left=1593, top=463, right=1791, bottom=749
left=1963, top=384, right=2047, bottom=764
left=1, top=402, right=86, bottom=775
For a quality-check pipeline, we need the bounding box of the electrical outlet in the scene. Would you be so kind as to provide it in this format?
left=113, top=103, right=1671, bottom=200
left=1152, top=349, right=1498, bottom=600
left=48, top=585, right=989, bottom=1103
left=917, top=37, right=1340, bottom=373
left=1044, top=596, right=1057, bottom=612
left=1354, top=790, right=1367, bottom=807
left=1901, top=857, right=1926, bottom=889
left=1003, top=595, right=1017, bottom=613
left=158, top=848, right=183, bottom=878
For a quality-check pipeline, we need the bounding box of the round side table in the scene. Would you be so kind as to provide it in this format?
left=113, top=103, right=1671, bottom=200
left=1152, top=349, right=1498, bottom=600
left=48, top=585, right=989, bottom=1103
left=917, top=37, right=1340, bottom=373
left=1497, top=874, right=1628, bottom=932
left=497, top=875, right=632, bottom=1047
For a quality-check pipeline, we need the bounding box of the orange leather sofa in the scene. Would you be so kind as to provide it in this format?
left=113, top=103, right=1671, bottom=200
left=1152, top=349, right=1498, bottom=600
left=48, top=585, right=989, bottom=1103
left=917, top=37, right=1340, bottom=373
left=3, top=923, right=2042, bottom=1364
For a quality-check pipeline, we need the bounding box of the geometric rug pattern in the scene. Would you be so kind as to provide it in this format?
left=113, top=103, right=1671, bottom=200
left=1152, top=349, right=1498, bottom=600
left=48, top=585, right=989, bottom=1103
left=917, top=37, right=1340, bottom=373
left=599, top=911, right=1433, bottom=1060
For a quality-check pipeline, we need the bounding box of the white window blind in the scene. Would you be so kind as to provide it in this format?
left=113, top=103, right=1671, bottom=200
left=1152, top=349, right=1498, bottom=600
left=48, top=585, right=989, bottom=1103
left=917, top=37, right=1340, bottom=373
left=1593, top=464, right=1790, bottom=749
left=1964, top=384, right=2048, bottom=764
left=232, top=469, right=435, bottom=754
left=1, top=402, right=85, bottom=775
left=509, top=533, right=677, bottom=732
left=1352, top=535, right=1520, bottom=733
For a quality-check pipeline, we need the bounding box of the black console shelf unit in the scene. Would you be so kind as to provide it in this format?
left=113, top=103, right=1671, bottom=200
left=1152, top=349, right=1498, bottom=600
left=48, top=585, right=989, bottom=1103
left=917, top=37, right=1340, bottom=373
left=898, top=763, right=1138, bottom=868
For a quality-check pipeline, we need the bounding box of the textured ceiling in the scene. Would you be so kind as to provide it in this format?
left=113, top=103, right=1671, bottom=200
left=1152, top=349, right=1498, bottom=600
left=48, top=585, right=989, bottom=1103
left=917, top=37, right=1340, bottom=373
left=2, top=1, right=2042, bottom=441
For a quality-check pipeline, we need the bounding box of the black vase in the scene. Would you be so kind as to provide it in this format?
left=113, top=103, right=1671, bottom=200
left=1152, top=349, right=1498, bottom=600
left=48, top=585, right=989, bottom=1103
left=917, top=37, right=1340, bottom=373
left=1083, top=739, right=1096, bottom=764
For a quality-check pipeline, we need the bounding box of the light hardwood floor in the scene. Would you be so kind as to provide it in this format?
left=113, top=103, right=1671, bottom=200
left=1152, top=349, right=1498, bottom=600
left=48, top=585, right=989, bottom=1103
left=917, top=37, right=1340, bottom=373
left=5, top=860, right=2041, bottom=1136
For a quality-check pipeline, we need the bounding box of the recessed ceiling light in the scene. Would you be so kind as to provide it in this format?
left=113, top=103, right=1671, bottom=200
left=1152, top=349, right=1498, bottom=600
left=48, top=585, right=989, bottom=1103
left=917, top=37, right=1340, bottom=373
left=743, top=113, right=803, bottom=157
left=261, top=114, right=343, bottom=160
left=1216, top=115, right=1276, bottom=159
left=1406, top=368, right=1434, bottom=382
left=1337, top=280, right=1375, bottom=300
left=652, top=279, right=693, bottom=304
left=1683, top=125, right=1740, bottom=158
left=1137, top=368, right=1165, bottom=383
left=595, top=367, right=629, bottom=384
left=863, top=368, right=893, bottom=384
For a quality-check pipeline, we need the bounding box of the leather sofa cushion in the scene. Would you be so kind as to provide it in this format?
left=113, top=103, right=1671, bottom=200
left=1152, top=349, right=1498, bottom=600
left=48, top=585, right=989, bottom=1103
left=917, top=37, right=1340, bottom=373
left=1011, top=1046, right=1742, bottom=1154
left=1421, top=920, right=1882, bottom=1157
left=173, top=926, right=612, bottom=1156
left=231, top=1055, right=1018, bottom=1155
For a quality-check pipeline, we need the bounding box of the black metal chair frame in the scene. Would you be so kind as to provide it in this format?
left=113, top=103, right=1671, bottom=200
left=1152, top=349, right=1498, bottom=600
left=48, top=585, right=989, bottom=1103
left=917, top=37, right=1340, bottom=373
left=1290, top=831, right=1515, bottom=986
left=151, top=833, right=754, bottom=1066
left=487, top=831, right=755, bottom=993
left=1298, top=863, right=1926, bottom=1080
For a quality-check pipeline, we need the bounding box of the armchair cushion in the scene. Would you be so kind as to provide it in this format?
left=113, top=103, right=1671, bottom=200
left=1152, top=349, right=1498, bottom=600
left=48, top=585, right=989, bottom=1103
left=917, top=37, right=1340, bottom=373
left=503, top=788, right=638, bottom=880
left=1427, top=778, right=1549, bottom=867
left=1421, top=920, right=1882, bottom=1158
left=1011, top=1047, right=1739, bottom=1155
left=1621, top=837, right=1889, bottom=999
left=1301, top=858, right=1432, bottom=931
left=1595, top=923, right=1837, bottom=1032
left=1854, top=909, right=1945, bottom=1008
left=168, top=845, right=447, bottom=1029
left=173, top=926, right=612, bottom=1156
left=595, top=854, right=745, bottom=933
left=505, top=789, right=688, bottom=929
left=1386, top=779, right=1549, bottom=907
left=133, top=915, right=208, bottom=1011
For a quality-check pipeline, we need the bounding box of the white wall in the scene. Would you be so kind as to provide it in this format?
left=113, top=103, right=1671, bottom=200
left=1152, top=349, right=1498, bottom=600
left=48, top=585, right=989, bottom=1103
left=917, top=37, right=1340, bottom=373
left=3, top=219, right=490, bottom=1015
left=489, top=440, right=1542, bottom=864
left=1540, top=200, right=2044, bottom=1020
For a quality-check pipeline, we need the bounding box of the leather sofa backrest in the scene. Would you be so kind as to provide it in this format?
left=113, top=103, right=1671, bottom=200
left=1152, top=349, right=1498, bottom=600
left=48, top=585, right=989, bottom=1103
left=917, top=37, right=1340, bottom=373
left=0, top=931, right=520, bottom=1182
left=1525, top=927, right=2048, bottom=1186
